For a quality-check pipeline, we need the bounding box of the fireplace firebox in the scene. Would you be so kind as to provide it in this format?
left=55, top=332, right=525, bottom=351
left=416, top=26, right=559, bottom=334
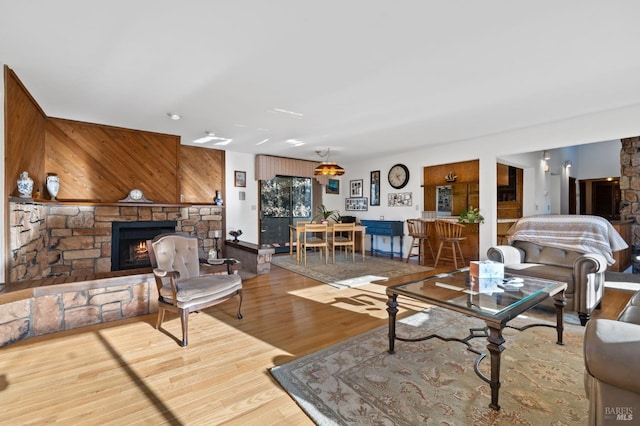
left=111, top=221, right=177, bottom=271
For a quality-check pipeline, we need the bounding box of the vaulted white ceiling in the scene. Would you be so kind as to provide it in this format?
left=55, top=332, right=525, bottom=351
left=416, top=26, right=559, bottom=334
left=2, top=1, right=640, bottom=162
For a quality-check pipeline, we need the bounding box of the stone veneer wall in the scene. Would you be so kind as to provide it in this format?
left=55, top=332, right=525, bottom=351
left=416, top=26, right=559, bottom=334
left=620, top=137, right=640, bottom=245
left=9, top=202, right=223, bottom=282
left=0, top=274, right=157, bottom=347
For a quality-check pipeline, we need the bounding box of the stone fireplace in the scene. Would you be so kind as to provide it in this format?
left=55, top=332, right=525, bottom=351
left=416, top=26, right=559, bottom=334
left=110, top=220, right=177, bottom=271
left=8, top=201, right=223, bottom=283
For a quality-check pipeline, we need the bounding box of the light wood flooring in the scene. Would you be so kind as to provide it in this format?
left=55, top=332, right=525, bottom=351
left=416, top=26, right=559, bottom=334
left=0, top=257, right=631, bottom=425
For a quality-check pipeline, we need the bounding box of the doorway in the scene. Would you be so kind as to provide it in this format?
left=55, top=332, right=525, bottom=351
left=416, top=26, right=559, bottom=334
left=579, top=178, right=621, bottom=220
left=259, top=176, right=313, bottom=253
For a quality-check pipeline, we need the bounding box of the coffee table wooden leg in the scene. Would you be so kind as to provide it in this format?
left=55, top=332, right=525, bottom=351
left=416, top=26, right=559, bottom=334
left=386, top=293, right=398, bottom=354
left=486, top=323, right=505, bottom=411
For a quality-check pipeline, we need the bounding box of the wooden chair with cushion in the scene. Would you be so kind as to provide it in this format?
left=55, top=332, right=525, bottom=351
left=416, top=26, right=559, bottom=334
left=406, top=219, right=435, bottom=266
left=302, top=223, right=329, bottom=265
left=331, top=222, right=355, bottom=263
left=434, top=219, right=466, bottom=269
left=147, top=233, right=243, bottom=347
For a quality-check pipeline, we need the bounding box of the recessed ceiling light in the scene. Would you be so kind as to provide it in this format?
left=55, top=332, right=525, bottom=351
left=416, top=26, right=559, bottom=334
left=286, top=139, right=305, bottom=147
left=167, top=112, right=182, bottom=120
left=193, top=131, right=232, bottom=144
left=272, top=108, right=304, bottom=118
left=256, top=138, right=270, bottom=146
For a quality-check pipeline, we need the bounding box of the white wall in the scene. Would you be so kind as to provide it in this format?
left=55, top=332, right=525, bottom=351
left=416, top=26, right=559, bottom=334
left=224, top=151, right=259, bottom=244
left=0, top=63, right=5, bottom=279
left=318, top=104, right=640, bottom=259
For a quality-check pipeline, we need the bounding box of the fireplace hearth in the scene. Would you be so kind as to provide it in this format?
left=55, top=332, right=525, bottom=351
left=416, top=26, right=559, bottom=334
left=111, top=221, right=177, bottom=271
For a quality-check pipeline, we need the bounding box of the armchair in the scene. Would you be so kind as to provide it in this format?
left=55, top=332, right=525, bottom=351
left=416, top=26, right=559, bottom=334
left=148, top=234, right=243, bottom=347
left=584, top=291, right=640, bottom=425
left=487, top=215, right=625, bottom=325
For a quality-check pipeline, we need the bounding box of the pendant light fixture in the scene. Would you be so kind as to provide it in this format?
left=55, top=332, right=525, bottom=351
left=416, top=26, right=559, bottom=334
left=313, top=148, right=345, bottom=176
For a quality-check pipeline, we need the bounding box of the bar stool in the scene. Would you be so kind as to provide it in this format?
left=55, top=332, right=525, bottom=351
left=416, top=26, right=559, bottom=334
left=434, top=219, right=466, bottom=269
left=406, top=219, right=435, bottom=265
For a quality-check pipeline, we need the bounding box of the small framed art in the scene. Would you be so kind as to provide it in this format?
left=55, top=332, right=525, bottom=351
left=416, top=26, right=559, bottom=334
left=350, top=179, right=363, bottom=197
left=234, top=170, right=246, bottom=187
left=345, top=197, right=368, bottom=211
left=326, top=179, right=340, bottom=195
left=370, top=170, right=380, bottom=206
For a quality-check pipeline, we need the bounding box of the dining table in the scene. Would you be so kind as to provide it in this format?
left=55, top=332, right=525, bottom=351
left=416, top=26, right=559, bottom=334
left=289, top=223, right=367, bottom=265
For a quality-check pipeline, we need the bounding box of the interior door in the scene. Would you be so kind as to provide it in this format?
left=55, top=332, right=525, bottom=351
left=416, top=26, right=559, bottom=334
left=259, top=176, right=312, bottom=253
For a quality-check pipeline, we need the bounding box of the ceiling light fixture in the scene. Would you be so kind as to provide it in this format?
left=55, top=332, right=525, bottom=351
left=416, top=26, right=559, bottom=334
left=193, top=131, right=232, bottom=144
left=542, top=150, right=550, bottom=160
left=314, top=148, right=345, bottom=176
left=286, top=139, right=305, bottom=147
left=256, top=138, right=270, bottom=146
left=272, top=108, right=304, bottom=117
left=167, top=112, right=182, bottom=120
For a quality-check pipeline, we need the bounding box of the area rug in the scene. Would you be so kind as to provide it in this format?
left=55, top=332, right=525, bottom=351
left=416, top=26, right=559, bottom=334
left=270, top=306, right=587, bottom=425
left=271, top=253, right=433, bottom=288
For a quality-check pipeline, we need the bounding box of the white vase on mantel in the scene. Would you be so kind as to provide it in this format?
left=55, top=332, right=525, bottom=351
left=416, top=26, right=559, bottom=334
left=46, top=174, right=60, bottom=200
left=16, top=171, right=34, bottom=198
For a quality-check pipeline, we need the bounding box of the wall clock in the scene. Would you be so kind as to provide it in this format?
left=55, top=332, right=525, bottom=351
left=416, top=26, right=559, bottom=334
left=119, top=188, right=153, bottom=203
left=388, top=164, right=410, bottom=189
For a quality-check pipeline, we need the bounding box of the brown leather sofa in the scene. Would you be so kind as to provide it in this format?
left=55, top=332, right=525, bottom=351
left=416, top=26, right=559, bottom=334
left=583, top=291, right=640, bottom=425
left=487, top=241, right=607, bottom=325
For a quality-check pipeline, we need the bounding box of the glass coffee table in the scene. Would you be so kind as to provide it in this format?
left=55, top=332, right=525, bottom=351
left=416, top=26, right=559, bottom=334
left=386, top=267, right=567, bottom=410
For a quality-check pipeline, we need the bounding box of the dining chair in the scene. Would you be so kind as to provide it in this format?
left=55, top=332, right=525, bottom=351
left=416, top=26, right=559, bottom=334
left=302, top=223, right=329, bottom=265
left=406, top=219, right=435, bottom=266
left=290, top=220, right=311, bottom=258
left=331, top=222, right=356, bottom=263
left=147, top=233, right=243, bottom=347
left=434, top=219, right=466, bottom=269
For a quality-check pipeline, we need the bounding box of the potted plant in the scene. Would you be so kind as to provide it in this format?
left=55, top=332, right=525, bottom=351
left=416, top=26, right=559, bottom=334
left=458, top=206, right=485, bottom=224
left=315, top=204, right=338, bottom=223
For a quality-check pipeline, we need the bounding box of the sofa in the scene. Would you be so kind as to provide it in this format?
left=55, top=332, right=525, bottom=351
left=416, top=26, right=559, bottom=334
left=583, top=291, right=640, bottom=425
left=487, top=215, right=627, bottom=325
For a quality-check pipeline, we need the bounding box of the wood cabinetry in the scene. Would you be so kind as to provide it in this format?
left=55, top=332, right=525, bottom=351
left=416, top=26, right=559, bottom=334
left=497, top=164, right=523, bottom=219
left=610, top=220, right=632, bottom=272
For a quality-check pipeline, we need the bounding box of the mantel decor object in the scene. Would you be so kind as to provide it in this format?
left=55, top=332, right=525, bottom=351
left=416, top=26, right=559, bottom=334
left=17, top=171, right=34, bottom=198
left=46, top=174, right=60, bottom=200
left=229, top=229, right=242, bottom=242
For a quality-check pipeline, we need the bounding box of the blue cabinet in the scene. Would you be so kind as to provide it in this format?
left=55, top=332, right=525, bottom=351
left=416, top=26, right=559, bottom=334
left=360, top=220, right=404, bottom=259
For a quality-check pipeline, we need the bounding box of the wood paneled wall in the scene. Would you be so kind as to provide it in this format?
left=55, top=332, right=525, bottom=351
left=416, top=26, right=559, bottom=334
left=180, top=146, right=225, bottom=204
left=4, top=66, right=47, bottom=197
left=45, top=118, right=180, bottom=203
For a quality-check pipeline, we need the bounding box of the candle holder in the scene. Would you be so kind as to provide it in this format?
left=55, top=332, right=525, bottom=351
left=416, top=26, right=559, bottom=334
left=213, top=236, right=220, bottom=259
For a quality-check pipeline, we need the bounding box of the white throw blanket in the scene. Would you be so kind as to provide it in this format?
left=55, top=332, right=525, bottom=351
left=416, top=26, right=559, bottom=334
left=507, top=215, right=628, bottom=265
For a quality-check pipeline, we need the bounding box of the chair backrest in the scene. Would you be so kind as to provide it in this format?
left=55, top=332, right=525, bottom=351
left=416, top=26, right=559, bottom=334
left=407, top=219, right=431, bottom=237
left=435, top=220, right=464, bottom=239
left=332, top=222, right=355, bottom=240
left=303, top=223, right=328, bottom=244
left=150, top=234, right=200, bottom=279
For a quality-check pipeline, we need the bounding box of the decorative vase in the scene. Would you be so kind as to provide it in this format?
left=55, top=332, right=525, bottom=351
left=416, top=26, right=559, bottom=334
left=46, top=174, right=60, bottom=200
left=17, top=171, right=34, bottom=198
left=215, top=190, right=224, bottom=206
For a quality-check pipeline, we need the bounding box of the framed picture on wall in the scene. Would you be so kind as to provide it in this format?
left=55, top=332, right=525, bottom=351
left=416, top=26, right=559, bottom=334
left=326, top=179, right=340, bottom=195
left=388, top=192, right=412, bottom=207
left=370, top=170, right=380, bottom=206
left=345, top=197, right=368, bottom=211
left=350, top=179, right=363, bottom=197
left=234, top=170, right=246, bottom=187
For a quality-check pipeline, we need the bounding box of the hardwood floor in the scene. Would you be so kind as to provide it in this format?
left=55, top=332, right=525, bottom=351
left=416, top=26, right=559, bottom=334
left=0, top=259, right=631, bottom=425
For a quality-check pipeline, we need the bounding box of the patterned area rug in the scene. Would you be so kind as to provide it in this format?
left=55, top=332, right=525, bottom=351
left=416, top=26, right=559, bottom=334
left=271, top=253, right=434, bottom=288
left=270, top=306, right=588, bottom=425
